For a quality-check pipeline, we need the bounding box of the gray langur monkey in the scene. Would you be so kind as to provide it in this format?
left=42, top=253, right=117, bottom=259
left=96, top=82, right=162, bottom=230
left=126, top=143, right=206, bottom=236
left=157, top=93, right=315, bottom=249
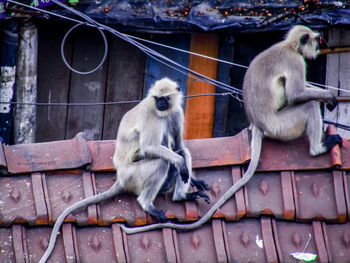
left=120, top=25, right=342, bottom=235
left=39, top=78, right=210, bottom=263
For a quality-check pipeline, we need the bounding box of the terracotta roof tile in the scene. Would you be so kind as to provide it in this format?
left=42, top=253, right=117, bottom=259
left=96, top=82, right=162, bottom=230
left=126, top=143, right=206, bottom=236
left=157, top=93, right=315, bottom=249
left=1, top=127, right=350, bottom=262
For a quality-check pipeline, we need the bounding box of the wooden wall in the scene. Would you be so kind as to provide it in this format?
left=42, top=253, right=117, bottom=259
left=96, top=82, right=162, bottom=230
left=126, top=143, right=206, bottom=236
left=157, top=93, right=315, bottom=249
left=325, top=28, right=350, bottom=138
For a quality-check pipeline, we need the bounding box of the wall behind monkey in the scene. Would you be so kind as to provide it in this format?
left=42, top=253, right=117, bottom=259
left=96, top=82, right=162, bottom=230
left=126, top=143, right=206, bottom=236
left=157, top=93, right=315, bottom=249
left=224, top=29, right=327, bottom=137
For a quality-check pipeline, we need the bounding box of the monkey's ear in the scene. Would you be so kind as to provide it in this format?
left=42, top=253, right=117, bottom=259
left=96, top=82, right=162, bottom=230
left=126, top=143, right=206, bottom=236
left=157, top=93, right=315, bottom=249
left=300, top=34, right=309, bottom=45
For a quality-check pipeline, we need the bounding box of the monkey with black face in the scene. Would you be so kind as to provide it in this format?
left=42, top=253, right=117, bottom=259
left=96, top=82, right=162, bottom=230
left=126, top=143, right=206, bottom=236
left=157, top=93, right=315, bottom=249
left=39, top=78, right=210, bottom=263
left=120, top=25, right=342, bottom=235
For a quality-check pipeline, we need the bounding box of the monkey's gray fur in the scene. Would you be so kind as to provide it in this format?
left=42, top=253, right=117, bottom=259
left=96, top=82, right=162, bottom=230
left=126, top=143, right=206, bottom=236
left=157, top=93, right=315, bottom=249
left=39, top=78, right=210, bottom=262
left=120, top=25, right=342, bottom=234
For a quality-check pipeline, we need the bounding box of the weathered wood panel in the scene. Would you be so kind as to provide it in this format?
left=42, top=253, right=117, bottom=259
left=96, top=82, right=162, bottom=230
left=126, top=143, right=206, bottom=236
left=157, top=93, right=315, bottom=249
left=144, top=34, right=190, bottom=99
left=325, top=28, right=350, bottom=138
left=184, top=33, right=219, bottom=140
left=66, top=26, right=108, bottom=141
left=36, top=22, right=72, bottom=143
left=102, top=36, right=145, bottom=140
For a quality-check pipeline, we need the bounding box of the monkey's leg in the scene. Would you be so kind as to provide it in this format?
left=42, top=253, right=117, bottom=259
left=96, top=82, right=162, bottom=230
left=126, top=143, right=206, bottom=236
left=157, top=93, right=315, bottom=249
left=305, top=101, right=342, bottom=156
left=136, top=159, right=170, bottom=222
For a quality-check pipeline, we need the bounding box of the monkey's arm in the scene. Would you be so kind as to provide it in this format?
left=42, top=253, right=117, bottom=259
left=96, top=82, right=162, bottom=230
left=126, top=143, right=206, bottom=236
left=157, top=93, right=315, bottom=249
left=285, top=73, right=335, bottom=107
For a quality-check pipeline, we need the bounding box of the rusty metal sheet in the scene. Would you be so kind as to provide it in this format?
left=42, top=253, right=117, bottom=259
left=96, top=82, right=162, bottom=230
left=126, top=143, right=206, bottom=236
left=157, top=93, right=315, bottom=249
left=292, top=171, right=346, bottom=222
left=196, top=166, right=244, bottom=221
left=244, top=172, right=292, bottom=220
left=74, top=226, right=117, bottom=263
left=0, top=175, right=37, bottom=225
left=0, top=228, right=15, bottom=262
left=43, top=172, right=92, bottom=225
left=95, top=172, right=147, bottom=226
left=24, top=226, right=66, bottom=263
left=258, top=136, right=333, bottom=172
left=185, top=128, right=250, bottom=169
left=4, top=132, right=91, bottom=174
left=89, top=140, right=115, bottom=172
left=173, top=222, right=223, bottom=263
left=123, top=228, right=176, bottom=263
left=272, top=220, right=328, bottom=263
left=322, top=222, right=350, bottom=263
left=223, top=219, right=267, bottom=263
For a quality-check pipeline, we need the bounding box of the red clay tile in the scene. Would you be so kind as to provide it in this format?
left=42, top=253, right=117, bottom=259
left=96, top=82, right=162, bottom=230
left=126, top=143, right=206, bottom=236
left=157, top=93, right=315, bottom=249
left=326, top=125, right=342, bottom=167
left=0, top=228, right=15, bottom=262
left=0, top=175, right=37, bottom=225
left=4, top=132, right=91, bottom=174
left=244, top=171, right=286, bottom=219
left=31, top=172, right=49, bottom=225
left=43, top=171, right=91, bottom=225
left=292, top=171, right=346, bottom=222
left=322, top=222, right=350, bottom=263
left=196, top=166, right=244, bottom=221
left=74, top=226, right=117, bottom=262
left=12, top=225, right=27, bottom=262
left=223, top=219, right=267, bottom=262
left=261, top=217, right=278, bottom=263
left=95, top=172, right=147, bottom=226
left=211, top=219, right=228, bottom=262
left=62, top=223, right=77, bottom=263
left=258, top=136, right=333, bottom=171
left=272, top=219, right=328, bottom=263
left=344, top=171, right=350, bottom=221
left=173, top=221, right=225, bottom=263
left=185, top=128, right=250, bottom=169
left=25, top=226, right=66, bottom=263
left=341, top=138, right=350, bottom=169
left=111, top=224, right=127, bottom=263
left=123, top=228, right=175, bottom=263
left=88, top=140, right=115, bottom=172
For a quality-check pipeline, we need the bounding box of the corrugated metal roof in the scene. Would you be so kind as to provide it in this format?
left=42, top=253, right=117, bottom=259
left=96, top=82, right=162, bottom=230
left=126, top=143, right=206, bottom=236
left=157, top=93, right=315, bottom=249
left=0, top=127, right=350, bottom=262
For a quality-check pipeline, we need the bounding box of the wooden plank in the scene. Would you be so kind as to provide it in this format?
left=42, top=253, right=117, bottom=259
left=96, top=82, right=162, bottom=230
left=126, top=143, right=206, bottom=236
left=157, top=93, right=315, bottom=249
left=184, top=33, right=219, bottom=139
left=102, top=36, right=145, bottom=140
left=213, top=35, right=234, bottom=137
left=143, top=34, right=190, bottom=98
left=66, top=26, right=108, bottom=140
left=337, top=28, right=350, bottom=138
left=36, top=21, right=71, bottom=142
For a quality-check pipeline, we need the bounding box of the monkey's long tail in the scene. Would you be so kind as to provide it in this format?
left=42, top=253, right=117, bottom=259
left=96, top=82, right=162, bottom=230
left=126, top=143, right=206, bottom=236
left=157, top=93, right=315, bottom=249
left=39, top=181, right=123, bottom=263
left=121, top=126, right=264, bottom=234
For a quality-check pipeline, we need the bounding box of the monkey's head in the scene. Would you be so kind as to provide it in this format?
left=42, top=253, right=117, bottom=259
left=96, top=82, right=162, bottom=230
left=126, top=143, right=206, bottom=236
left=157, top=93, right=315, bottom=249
left=148, top=78, right=183, bottom=116
left=285, top=25, right=322, bottom=59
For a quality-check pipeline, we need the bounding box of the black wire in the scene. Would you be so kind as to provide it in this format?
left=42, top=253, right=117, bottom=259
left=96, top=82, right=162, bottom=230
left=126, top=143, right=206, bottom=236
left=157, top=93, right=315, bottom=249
left=323, top=120, right=350, bottom=131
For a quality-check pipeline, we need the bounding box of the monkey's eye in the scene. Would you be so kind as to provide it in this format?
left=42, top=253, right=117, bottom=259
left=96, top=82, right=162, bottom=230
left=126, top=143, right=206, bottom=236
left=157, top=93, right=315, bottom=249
left=176, top=87, right=181, bottom=92
left=165, top=96, right=170, bottom=101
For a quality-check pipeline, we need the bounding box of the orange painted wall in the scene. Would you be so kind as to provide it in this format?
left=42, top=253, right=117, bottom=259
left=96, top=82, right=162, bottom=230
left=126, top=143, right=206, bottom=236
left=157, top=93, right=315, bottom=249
left=184, top=33, right=219, bottom=140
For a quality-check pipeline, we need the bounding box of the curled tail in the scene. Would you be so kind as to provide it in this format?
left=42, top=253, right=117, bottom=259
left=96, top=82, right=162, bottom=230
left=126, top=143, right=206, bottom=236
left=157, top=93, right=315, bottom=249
left=121, top=126, right=264, bottom=234
left=39, top=181, right=123, bottom=263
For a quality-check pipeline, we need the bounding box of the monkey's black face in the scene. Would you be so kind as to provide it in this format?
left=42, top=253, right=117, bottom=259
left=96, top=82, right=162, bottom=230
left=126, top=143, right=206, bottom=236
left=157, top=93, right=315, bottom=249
left=155, top=96, right=170, bottom=111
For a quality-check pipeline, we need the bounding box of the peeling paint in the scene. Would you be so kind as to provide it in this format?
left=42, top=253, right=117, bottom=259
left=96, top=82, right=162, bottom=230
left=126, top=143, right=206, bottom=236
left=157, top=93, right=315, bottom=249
left=0, top=66, right=16, bottom=113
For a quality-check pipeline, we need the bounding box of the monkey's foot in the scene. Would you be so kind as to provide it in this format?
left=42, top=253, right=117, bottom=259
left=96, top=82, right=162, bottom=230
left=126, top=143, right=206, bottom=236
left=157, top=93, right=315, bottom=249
left=147, top=206, right=168, bottom=223
left=326, top=96, right=338, bottom=112
left=186, top=191, right=211, bottom=204
left=323, top=134, right=343, bottom=151
left=191, top=178, right=210, bottom=192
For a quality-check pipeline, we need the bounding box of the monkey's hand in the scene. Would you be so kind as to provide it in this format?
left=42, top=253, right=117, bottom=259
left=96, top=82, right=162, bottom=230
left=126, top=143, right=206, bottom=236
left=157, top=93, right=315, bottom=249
left=186, top=191, right=211, bottom=204
left=326, top=96, right=338, bottom=112
left=191, top=178, right=210, bottom=191
left=179, top=162, right=190, bottom=184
